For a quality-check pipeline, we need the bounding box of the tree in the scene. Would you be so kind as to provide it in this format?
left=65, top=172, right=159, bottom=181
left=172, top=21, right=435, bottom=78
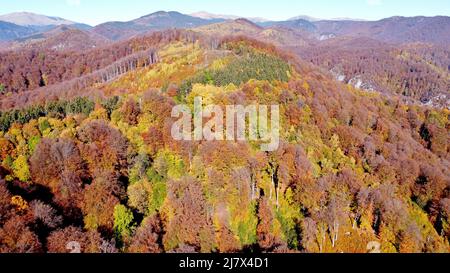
left=324, top=197, right=349, bottom=248
left=77, top=120, right=128, bottom=177
left=0, top=138, right=15, bottom=162
left=128, top=215, right=162, bottom=253
left=30, top=200, right=63, bottom=229
left=214, top=202, right=240, bottom=253
left=257, top=197, right=279, bottom=251
left=121, top=98, right=141, bottom=126
left=113, top=204, right=134, bottom=243
left=163, top=176, right=215, bottom=252
left=216, top=225, right=240, bottom=253
left=128, top=153, right=151, bottom=185
left=127, top=181, right=151, bottom=214
left=82, top=174, right=123, bottom=233
left=141, top=90, right=174, bottom=126
left=11, top=195, right=28, bottom=212
left=0, top=181, right=12, bottom=225
left=412, top=164, right=447, bottom=211
left=12, top=155, right=30, bottom=182
left=30, top=138, right=87, bottom=210
left=439, top=199, right=450, bottom=240
left=101, top=96, right=120, bottom=118
left=142, top=126, right=164, bottom=156
left=0, top=216, right=42, bottom=253
left=427, top=124, right=449, bottom=157
left=46, top=226, right=102, bottom=253
left=300, top=217, right=318, bottom=252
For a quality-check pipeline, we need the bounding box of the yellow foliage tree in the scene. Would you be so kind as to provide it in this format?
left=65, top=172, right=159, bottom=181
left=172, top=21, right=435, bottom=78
left=12, top=155, right=31, bottom=182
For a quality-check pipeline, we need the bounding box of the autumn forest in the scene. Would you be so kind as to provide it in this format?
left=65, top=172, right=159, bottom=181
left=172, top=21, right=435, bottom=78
left=0, top=7, right=449, bottom=254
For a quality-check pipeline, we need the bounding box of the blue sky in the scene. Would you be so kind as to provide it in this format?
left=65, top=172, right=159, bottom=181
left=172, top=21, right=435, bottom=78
left=0, top=0, right=449, bottom=26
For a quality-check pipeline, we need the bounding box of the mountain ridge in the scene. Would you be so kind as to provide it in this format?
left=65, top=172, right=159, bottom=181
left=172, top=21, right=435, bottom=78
left=92, top=10, right=224, bottom=40
left=0, top=12, right=79, bottom=26
left=0, top=12, right=91, bottom=42
left=1, top=11, right=449, bottom=45
left=190, top=11, right=269, bottom=22
left=0, top=20, right=36, bottom=41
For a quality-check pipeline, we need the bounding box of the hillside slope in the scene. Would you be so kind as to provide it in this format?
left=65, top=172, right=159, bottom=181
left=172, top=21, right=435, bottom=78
left=0, top=35, right=449, bottom=253
left=193, top=19, right=314, bottom=47
left=0, top=21, right=36, bottom=41
left=313, top=16, right=450, bottom=45
left=295, top=37, right=450, bottom=108
left=192, top=19, right=450, bottom=108
left=5, top=26, right=110, bottom=52
left=0, top=12, right=76, bottom=26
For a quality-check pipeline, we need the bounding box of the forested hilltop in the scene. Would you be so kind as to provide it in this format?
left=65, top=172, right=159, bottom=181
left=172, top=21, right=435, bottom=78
left=0, top=32, right=449, bottom=253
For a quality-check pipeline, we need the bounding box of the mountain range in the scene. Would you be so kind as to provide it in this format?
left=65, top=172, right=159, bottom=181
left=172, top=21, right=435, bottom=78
left=0, top=12, right=90, bottom=41
left=0, top=21, right=36, bottom=41
left=0, top=12, right=76, bottom=26
left=91, top=11, right=225, bottom=41
left=1, top=11, right=449, bottom=46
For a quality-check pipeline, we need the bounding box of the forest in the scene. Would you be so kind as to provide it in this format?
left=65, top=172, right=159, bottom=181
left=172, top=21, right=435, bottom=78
left=0, top=33, right=449, bottom=254
left=297, top=38, right=450, bottom=105
left=0, top=30, right=202, bottom=95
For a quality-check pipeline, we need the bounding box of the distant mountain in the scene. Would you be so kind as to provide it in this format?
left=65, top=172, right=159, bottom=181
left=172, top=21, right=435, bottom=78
left=36, top=27, right=108, bottom=51
left=92, top=11, right=224, bottom=41
left=260, top=19, right=317, bottom=33
left=91, top=21, right=149, bottom=41
left=288, top=15, right=368, bottom=22
left=288, top=15, right=321, bottom=22
left=330, top=17, right=368, bottom=21
left=194, top=18, right=264, bottom=37
left=190, top=11, right=240, bottom=21
left=258, top=16, right=450, bottom=45
left=0, top=12, right=76, bottom=26
left=134, top=11, right=222, bottom=28
left=7, top=25, right=109, bottom=52
left=0, top=21, right=36, bottom=41
left=314, top=16, right=450, bottom=45
left=190, top=11, right=269, bottom=23
left=0, top=12, right=91, bottom=42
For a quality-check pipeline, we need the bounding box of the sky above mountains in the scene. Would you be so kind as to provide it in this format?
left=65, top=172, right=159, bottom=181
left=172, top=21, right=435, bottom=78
left=0, top=0, right=449, bottom=26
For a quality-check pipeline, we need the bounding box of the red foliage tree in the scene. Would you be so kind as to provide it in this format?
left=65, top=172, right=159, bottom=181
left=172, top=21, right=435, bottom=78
left=0, top=216, right=42, bottom=253
left=142, top=126, right=164, bottom=156
left=128, top=215, right=163, bottom=253
left=77, top=120, right=128, bottom=177
left=46, top=226, right=103, bottom=253
left=82, top=173, right=124, bottom=233
left=30, top=138, right=87, bottom=211
left=121, top=98, right=141, bottom=126
left=257, top=197, right=279, bottom=251
left=163, top=176, right=215, bottom=252
left=0, top=180, right=12, bottom=225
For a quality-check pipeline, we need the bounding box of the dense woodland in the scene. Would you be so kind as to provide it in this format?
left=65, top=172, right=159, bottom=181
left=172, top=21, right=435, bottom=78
left=0, top=33, right=449, bottom=254
left=0, top=30, right=203, bottom=95
left=297, top=38, right=450, bottom=105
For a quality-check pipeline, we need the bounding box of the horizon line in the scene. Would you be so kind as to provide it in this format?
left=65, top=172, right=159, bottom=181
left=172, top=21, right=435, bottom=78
left=0, top=9, right=448, bottom=26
